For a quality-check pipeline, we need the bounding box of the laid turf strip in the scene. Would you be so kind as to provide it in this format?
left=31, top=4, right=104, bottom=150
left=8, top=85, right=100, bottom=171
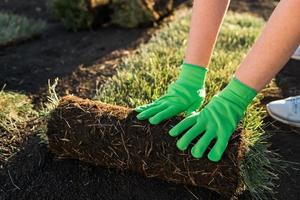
left=47, top=95, right=245, bottom=198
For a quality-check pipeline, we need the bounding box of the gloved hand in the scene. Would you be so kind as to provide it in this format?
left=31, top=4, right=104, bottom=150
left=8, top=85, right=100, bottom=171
left=135, top=62, right=207, bottom=125
left=169, top=77, right=257, bottom=162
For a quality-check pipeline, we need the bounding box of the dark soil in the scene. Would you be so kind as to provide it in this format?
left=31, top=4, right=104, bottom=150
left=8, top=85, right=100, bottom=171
left=0, top=26, right=148, bottom=93
left=0, top=134, right=226, bottom=200
left=1, top=0, right=299, bottom=200
left=0, top=0, right=152, bottom=102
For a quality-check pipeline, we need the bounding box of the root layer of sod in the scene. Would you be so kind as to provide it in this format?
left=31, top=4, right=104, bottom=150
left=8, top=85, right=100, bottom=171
left=47, top=95, right=245, bottom=198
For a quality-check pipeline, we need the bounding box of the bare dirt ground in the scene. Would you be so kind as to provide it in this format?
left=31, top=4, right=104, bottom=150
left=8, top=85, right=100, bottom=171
left=0, top=0, right=152, bottom=102
left=1, top=0, right=299, bottom=200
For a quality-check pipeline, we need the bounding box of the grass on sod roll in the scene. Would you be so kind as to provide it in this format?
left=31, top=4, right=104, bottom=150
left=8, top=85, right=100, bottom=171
left=0, top=12, right=46, bottom=47
left=95, top=8, right=281, bottom=199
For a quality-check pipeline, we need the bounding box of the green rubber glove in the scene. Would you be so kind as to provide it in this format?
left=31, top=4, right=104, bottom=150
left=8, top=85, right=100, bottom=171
left=169, top=77, right=257, bottom=162
left=135, top=62, right=207, bottom=125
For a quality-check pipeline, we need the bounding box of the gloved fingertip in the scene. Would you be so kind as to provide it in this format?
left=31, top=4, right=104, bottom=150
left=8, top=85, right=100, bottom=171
left=169, top=128, right=178, bottom=137
left=149, top=117, right=160, bottom=125
left=135, top=102, right=155, bottom=112
left=208, top=152, right=221, bottom=162
left=136, top=113, right=146, bottom=120
left=176, top=140, right=187, bottom=151
left=191, top=147, right=202, bottom=159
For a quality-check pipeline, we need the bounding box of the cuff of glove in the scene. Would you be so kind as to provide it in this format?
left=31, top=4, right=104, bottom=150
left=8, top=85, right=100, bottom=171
left=179, top=62, right=207, bottom=87
left=219, top=77, right=257, bottom=108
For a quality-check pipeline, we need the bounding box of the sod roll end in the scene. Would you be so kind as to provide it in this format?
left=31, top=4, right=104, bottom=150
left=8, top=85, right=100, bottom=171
left=111, top=0, right=174, bottom=28
left=47, top=95, right=246, bottom=198
left=52, top=0, right=110, bottom=31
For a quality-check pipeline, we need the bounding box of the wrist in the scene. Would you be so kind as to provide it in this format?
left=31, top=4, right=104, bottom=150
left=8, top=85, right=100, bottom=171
left=178, top=62, right=207, bottom=88
left=218, top=77, right=257, bottom=108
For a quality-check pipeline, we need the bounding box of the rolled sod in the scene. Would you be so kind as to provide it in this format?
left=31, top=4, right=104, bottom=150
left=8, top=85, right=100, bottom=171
left=111, top=0, right=174, bottom=28
left=47, top=95, right=245, bottom=198
left=52, top=0, right=173, bottom=30
left=52, top=0, right=110, bottom=30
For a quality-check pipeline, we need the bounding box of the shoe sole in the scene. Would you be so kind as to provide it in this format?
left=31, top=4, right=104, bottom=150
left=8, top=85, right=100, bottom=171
left=291, top=55, right=300, bottom=61
left=266, top=105, right=300, bottom=128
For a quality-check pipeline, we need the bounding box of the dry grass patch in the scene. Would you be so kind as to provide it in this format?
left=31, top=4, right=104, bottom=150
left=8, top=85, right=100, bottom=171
left=0, top=12, right=46, bottom=47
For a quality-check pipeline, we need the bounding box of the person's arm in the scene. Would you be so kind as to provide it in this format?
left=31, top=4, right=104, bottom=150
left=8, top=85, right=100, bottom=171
left=235, top=0, right=300, bottom=91
left=170, top=0, right=300, bottom=162
left=185, top=0, right=230, bottom=67
left=135, top=0, right=230, bottom=125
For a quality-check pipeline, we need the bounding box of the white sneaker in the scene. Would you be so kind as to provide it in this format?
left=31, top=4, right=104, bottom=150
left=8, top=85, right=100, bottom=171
left=267, top=96, right=300, bottom=127
left=291, top=45, right=300, bottom=60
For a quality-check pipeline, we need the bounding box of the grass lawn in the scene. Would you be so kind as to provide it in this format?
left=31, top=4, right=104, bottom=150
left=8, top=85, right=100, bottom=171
left=95, top=8, right=281, bottom=199
left=0, top=12, right=46, bottom=46
left=0, top=90, right=37, bottom=164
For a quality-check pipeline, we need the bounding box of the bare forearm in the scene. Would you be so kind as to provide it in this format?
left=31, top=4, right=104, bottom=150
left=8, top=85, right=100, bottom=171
left=185, top=0, right=230, bottom=67
left=235, top=0, right=300, bottom=91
